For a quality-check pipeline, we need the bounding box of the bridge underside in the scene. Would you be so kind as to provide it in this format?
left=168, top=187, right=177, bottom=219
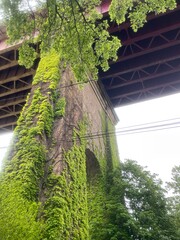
left=0, top=3, right=180, bottom=131
left=99, top=3, right=180, bottom=107
left=0, top=35, right=38, bottom=132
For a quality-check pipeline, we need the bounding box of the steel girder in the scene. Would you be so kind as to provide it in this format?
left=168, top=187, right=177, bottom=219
left=99, top=3, right=180, bottom=107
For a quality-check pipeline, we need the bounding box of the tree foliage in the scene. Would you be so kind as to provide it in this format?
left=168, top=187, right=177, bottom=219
left=0, top=0, right=179, bottom=239
left=121, top=160, right=177, bottom=240
left=110, top=0, right=177, bottom=31
left=0, top=50, right=89, bottom=240
left=167, top=165, right=180, bottom=195
left=0, top=0, right=177, bottom=81
left=104, top=160, right=178, bottom=240
left=0, top=0, right=120, bottom=82
left=167, top=165, right=180, bottom=239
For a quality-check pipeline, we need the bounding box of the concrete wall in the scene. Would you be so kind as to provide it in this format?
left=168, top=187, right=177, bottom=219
left=49, top=68, right=118, bottom=175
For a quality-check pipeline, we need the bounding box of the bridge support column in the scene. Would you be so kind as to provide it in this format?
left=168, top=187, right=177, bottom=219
left=0, top=52, right=121, bottom=240
left=49, top=67, right=120, bottom=239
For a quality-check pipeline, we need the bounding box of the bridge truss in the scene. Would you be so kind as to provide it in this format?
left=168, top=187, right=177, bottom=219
left=0, top=2, right=180, bottom=131
left=100, top=2, right=180, bottom=107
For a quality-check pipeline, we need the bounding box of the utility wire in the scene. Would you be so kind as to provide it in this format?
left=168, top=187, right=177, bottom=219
left=1, top=118, right=180, bottom=149
left=117, top=120, right=180, bottom=134
left=117, top=117, right=180, bottom=130
left=116, top=124, right=180, bottom=136
left=66, top=120, right=180, bottom=141
left=78, top=120, right=180, bottom=140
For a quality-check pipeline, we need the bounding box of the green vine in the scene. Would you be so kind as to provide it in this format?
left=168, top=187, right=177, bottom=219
left=42, top=121, right=89, bottom=240
left=54, top=98, right=66, bottom=118
left=0, top=0, right=178, bottom=238
left=0, top=50, right=62, bottom=239
left=0, top=48, right=124, bottom=239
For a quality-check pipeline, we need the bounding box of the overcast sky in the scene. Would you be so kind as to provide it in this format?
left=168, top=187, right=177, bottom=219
left=0, top=132, right=12, bottom=170
left=115, top=92, right=180, bottom=184
left=0, top=93, right=180, bottom=184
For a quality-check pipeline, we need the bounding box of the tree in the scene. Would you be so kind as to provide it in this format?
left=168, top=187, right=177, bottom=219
left=123, top=160, right=177, bottom=239
left=167, top=165, right=180, bottom=195
left=0, top=0, right=178, bottom=239
left=0, top=0, right=177, bottom=80
left=105, top=160, right=177, bottom=240
left=167, top=165, right=180, bottom=239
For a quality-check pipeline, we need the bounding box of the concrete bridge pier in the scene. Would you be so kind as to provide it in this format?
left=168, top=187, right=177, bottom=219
left=0, top=58, right=121, bottom=239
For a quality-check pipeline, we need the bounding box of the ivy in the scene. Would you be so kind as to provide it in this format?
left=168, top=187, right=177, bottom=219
left=54, top=98, right=66, bottom=118
left=0, top=48, right=91, bottom=238
left=18, top=42, right=38, bottom=69
left=0, top=181, right=42, bottom=240
left=0, top=1, right=178, bottom=239
left=0, top=50, right=62, bottom=239
left=1, top=0, right=121, bottom=82
left=33, top=49, right=61, bottom=89
left=42, top=122, right=89, bottom=240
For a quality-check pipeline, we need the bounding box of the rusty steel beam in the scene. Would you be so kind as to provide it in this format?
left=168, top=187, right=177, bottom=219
left=0, top=85, right=32, bottom=98
left=100, top=45, right=180, bottom=79
left=121, top=25, right=180, bottom=47
left=116, top=16, right=180, bottom=45
left=116, top=38, right=180, bottom=63
left=0, top=71, right=34, bottom=85
left=0, top=60, right=19, bottom=71
left=0, top=121, right=16, bottom=129
left=99, top=3, right=180, bottom=107
left=106, top=65, right=180, bottom=90
left=0, top=111, right=21, bottom=120
left=112, top=84, right=180, bottom=107
left=108, top=2, right=180, bottom=33
left=0, top=98, right=26, bottom=109
left=111, top=78, right=180, bottom=100
left=98, top=0, right=110, bottom=14
left=0, top=41, right=20, bottom=55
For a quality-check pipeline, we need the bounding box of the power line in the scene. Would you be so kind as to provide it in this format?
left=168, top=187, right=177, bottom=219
left=1, top=117, right=180, bottom=150
left=78, top=119, right=180, bottom=140
left=116, top=124, right=180, bottom=136
left=117, top=117, right=180, bottom=130
left=116, top=120, right=180, bottom=134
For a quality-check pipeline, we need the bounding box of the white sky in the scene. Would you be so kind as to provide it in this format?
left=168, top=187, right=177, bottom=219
left=0, top=132, right=12, bottom=169
left=115, top=93, right=180, bottom=184
left=0, top=93, right=180, bottom=184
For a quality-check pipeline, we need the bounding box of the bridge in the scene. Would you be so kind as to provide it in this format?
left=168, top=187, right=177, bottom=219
left=99, top=0, right=180, bottom=107
left=0, top=1, right=180, bottom=131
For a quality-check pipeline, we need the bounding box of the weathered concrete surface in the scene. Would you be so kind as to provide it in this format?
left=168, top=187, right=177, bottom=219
left=49, top=68, right=118, bottom=175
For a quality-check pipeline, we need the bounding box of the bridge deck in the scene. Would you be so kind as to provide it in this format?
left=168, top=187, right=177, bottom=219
left=99, top=3, right=180, bottom=107
left=0, top=41, right=38, bottom=132
left=0, top=3, right=180, bottom=131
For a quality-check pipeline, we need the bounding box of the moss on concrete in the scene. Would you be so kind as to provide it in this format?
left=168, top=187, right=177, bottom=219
left=0, top=49, right=122, bottom=240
